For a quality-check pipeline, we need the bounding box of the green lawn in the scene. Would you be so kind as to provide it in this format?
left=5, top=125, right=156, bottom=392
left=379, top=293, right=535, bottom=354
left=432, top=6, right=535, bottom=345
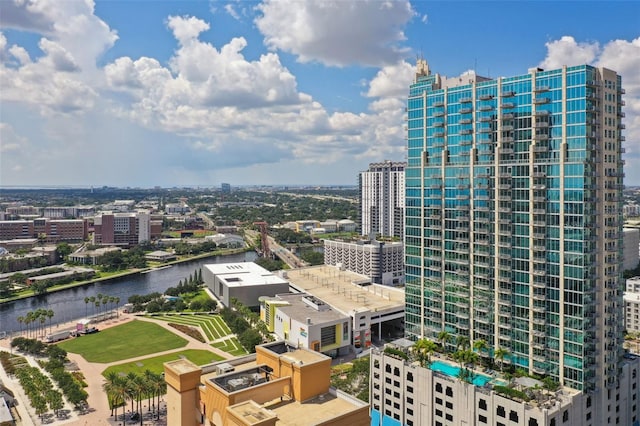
left=102, top=349, right=224, bottom=377
left=58, top=320, right=187, bottom=363
left=212, top=337, right=248, bottom=356
left=151, top=314, right=231, bottom=341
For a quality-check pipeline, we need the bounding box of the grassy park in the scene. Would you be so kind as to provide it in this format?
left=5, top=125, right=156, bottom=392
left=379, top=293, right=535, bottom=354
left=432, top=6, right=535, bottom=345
left=211, top=337, right=247, bottom=357
left=58, top=320, right=187, bottom=363
left=102, top=349, right=224, bottom=377
left=149, top=313, right=232, bottom=341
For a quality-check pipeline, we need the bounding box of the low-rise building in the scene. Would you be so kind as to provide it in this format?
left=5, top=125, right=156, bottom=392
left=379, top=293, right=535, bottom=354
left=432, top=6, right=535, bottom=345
left=164, top=341, right=370, bottom=426
left=624, top=228, right=640, bottom=271
left=286, top=266, right=405, bottom=349
left=260, top=293, right=351, bottom=357
left=203, top=262, right=290, bottom=308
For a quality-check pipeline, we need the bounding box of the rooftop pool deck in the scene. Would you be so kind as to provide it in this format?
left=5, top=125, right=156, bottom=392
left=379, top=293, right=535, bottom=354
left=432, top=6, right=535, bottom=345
left=430, top=359, right=505, bottom=387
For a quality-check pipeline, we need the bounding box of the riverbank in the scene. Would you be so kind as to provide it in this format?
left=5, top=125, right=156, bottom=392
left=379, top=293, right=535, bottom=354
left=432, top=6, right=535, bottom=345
left=0, top=247, right=250, bottom=305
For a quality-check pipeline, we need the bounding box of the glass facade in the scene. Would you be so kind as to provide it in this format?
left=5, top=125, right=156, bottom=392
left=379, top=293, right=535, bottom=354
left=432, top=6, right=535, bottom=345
left=405, top=61, right=625, bottom=392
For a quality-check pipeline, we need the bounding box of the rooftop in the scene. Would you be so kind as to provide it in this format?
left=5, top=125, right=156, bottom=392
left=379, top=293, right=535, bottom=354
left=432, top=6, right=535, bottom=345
left=204, top=262, right=289, bottom=287
left=270, top=293, right=348, bottom=325
left=285, top=265, right=405, bottom=315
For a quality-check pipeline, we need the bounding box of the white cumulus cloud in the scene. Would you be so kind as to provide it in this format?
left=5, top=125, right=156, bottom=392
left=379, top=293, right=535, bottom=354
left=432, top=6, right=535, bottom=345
left=254, top=0, right=415, bottom=67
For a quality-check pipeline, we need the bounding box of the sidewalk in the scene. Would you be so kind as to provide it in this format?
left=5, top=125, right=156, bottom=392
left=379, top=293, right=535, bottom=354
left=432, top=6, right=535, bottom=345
left=0, top=311, right=231, bottom=426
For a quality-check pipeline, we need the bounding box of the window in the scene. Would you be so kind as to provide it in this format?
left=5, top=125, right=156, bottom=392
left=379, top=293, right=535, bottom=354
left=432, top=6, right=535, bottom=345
left=587, top=397, right=592, bottom=408
left=446, top=402, right=453, bottom=409
left=587, top=412, right=591, bottom=420
left=393, top=402, right=400, bottom=410
left=385, top=388, right=391, bottom=395
left=394, top=367, right=400, bottom=376
left=386, top=364, right=392, bottom=373
left=445, top=414, right=453, bottom=421
left=436, top=397, right=443, bottom=405
left=407, top=421, right=413, bottom=426
left=528, top=419, right=539, bottom=426
left=479, top=399, right=487, bottom=410
left=510, top=411, right=519, bottom=422
left=479, top=415, right=487, bottom=423
left=407, top=386, right=414, bottom=393
left=563, top=410, right=569, bottom=422
left=436, top=383, right=443, bottom=393
left=407, top=397, right=413, bottom=404
left=394, top=391, right=400, bottom=398
left=446, top=386, right=453, bottom=397
left=407, top=408, right=413, bottom=416
left=436, top=409, right=443, bottom=417
left=551, top=419, right=556, bottom=426
left=497, top=406, right=506, bottom=417
left=407, top=372, right=414, bottom=382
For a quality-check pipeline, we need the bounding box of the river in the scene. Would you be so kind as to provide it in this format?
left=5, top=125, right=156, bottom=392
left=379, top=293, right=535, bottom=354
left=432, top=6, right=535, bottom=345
left=0, top=251, right=257, bottom=335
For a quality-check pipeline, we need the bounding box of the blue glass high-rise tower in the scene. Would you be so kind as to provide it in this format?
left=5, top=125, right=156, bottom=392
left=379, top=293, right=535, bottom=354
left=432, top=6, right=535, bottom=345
left=404, top=58, right=626, bottom=404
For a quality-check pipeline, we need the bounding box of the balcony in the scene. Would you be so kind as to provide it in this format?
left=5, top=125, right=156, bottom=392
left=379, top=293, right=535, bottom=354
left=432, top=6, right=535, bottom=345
left=433, top=101, right=445, bottom=107
left=434, top=132, right=445, bottom=138
left=534, top=97, right=550, bottom=104
left=460, top=97, right=472, bottom=103
left=478, top=105, right=494, bottom=112
left=534, top=121, right=549, bottom=128
left=502, top=113, right=514, bottom=119
left=459, top=118, right=473, bottom=125
left=501, top=103, right=515, bottom=109
left=534, top=110, right=550, bottom=116
left=434, top=111, right=445, bottom=117
left=460, top=108, right=473, bottom=114
left=532, top=209, right=546, bottom=215
left=434, top=121, right=445, bottom=128
left=501, top=148, right=514, bottom=154
left=533, top=245, right=546, bottom=251
left=479, top=94, right=494, bottom=100
left=460, top=139, right=473, bottom=146
left=532, top=184, right=546, bottom=190
left=460, top=129, right=473, bottom=135
left=535, top=85, right=550, bottom=92
left=501, top=91, right=515, bottom=98
left=533, top=135, right=549, bottom=143
left=478, top=116, right=493, bottom=122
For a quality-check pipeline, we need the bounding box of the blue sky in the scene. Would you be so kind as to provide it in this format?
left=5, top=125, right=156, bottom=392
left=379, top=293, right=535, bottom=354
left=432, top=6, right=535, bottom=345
left=1, top=0, right=639, bottom=187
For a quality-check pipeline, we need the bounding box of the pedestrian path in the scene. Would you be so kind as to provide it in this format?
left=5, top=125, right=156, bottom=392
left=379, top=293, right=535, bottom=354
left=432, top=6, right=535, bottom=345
left=0, top=311, right=234, bottom=426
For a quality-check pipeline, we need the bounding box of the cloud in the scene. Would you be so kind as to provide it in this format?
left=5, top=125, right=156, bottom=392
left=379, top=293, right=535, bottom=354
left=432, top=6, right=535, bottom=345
left=0, top=122, right=28, bottom=152
left=538, top=36, right=599, bottom=70
left=366, top=61, right=414, bottom=98
left=539, top=35, right=640, bottom=184
left=167, top=15, right=210, bottom=45
left=254, top=0, right=416, bottom=67
left=224, top=4, right=240, bottom=21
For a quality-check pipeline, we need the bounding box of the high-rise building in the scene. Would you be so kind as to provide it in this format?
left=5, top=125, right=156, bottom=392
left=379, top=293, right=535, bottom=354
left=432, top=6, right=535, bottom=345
left=93, top=210, right=151, bottom=247
left=359, top=160, right=406, bottom=239
left=389, top=59, right=638, bottom=425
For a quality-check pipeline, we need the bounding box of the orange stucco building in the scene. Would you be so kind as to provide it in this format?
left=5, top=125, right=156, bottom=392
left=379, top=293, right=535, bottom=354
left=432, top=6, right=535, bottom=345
left=164, top=341, right=370, bottom=426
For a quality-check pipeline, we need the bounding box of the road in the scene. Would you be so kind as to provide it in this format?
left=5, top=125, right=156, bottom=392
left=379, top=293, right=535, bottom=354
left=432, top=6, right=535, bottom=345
left=244, top=230, right=307, bottom=269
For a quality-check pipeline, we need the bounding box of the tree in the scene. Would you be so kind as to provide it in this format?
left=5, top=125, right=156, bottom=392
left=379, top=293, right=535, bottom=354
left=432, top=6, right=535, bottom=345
left=239, top=328, right=263, bottom=352
left=46, top=309, right=54, bottom=334
left=437, top=330, right=451, bottom=352
left=84, top=297, right=90, bottom=317
left=473, top=339, right=489, bottom=358
left=495, top=348, right=510, bottom=372
left=103, top=371, right=120, bottom=417
left=0, top=281, right=13, bottom=298
left=412, top=338, right=438, bottom=367
left=32, top=281, right=49, bottom=295
left=17, top=316, right=24, bottom=336
left=56, top=242, right=72, bottom=260
left=456, top=335, right=470, bottom=351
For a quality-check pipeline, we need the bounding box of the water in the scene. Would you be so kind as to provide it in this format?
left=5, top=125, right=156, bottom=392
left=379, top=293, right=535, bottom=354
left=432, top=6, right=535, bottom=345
left=430, top=360, right=492, bottom=386
left=0, top=251, right=257, bottom=335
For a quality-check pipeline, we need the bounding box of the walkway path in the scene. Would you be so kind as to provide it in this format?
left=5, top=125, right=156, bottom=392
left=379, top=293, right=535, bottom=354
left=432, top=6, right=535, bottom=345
left=0, top=311, right=234, bottom=426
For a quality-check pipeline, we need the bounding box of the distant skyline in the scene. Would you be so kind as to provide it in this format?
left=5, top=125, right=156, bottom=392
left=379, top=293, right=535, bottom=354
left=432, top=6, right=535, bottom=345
left=1, top=1, right=639, bottom=187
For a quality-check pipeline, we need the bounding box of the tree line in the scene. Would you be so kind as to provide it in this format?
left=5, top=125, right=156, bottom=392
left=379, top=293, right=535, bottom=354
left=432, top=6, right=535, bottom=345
left=103, top=369, right=166, bottom=425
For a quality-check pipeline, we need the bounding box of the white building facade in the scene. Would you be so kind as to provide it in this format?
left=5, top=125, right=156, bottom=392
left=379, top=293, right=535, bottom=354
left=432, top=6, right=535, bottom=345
left=359, top=161, right=406, bottom=239
left=323, top=239, right=404, bottom=286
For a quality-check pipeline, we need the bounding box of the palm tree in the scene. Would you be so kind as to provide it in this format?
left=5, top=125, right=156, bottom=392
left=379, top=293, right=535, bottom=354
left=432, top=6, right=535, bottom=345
left=112, top=375, right=129, bottom=423
left=494, top=347, right=510, bottom=372
left=126, top=372, right=138, bottom=413
left=103, top=371, right=120, bottom=417
left=456, top=335, right=470, bottom=352
left=39, top=310, right=46, bottom=338
left=24, top=312, right=33, bottom=338
left=102, top=296, right=109, bottom=320
left=437, top=330, right=451, bottom=352
left=412, top=338, right=438, bottom=367
left=46, top=309, right=54, bottom=334
left=473, top=339, right=489, bottom=362
left=88, top=296, right=96, bottom=318
left=114, top=296, right=120, bottom=318
left=17, top=316, right=24, bottom=336
left=84, top=297, right=90, bottom=317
